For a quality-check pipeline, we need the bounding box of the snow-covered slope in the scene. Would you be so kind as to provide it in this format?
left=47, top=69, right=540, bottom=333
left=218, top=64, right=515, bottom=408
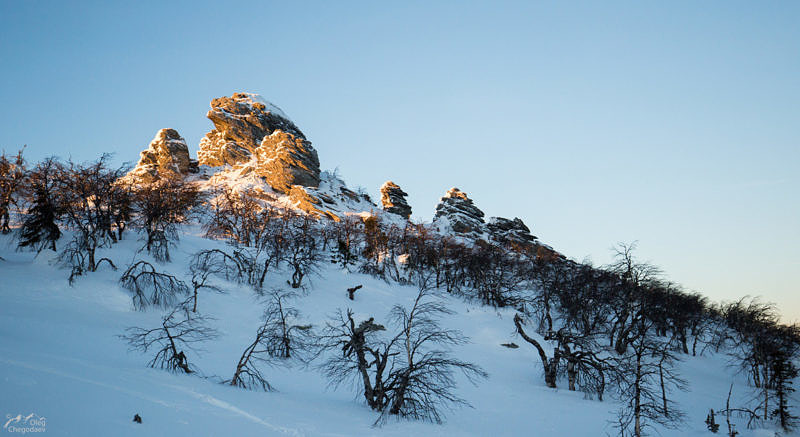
left=0, top=231, right=789, bottom=437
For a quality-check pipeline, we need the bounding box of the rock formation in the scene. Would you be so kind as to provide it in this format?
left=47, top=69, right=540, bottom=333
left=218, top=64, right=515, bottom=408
left=253, top=130, right=321, bottom=193
left=197, top=92, right=320, bottom=193
left=380, top=181, right=412, bottom=219
left=127, top=128, right=192, bottom=182
left=487, top=217, right=537, bottom=247
left=433, top=188, right=486, bottom=236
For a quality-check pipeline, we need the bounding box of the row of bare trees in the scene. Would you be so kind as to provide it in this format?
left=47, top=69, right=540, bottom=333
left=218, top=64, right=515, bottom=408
left=308, top=208, right=800, bottom=435
left=2, top=151, right=202, bottom=282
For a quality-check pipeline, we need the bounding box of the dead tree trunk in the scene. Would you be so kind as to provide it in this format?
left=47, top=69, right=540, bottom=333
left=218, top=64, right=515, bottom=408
left=514, top=314, right=558, bottom=388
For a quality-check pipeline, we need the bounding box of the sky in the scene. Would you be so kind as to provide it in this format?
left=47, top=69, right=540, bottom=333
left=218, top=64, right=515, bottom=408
left=1, top=1, right=798, bottom=320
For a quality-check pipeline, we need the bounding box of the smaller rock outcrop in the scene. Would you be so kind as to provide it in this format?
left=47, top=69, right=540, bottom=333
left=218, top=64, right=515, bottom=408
left=380, top=181, right=412, bottom=219
left=487, top=217, right=537, bottom=247
left=254, top=130, right=321, bottom=193
left=127, top=128, right=191, bottom=182
left=433, top=188, right=486, bottom=236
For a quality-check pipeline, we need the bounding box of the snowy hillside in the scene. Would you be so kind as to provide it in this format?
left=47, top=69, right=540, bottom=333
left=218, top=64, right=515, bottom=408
left=0, top=231, right=790, bottom=437
left=1, top=92, right=796, bottom=437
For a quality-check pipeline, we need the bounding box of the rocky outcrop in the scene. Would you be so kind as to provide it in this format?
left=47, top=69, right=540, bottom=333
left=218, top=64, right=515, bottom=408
left=253, top=171, right=373, bottom=221
left=380, top=181, right=412, bottom=219
left=254, top=130, right=321, bottom=193
left=128, top=128, right=192, bottom=182
left=433, top=188, right=486, bottom=236
left=197, top=92, right=320, bottom=193
left=487, top=217, right=537, bottom=247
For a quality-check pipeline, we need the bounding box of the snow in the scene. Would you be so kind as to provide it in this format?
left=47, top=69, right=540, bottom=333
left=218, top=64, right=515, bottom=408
left=0, top=231, right=793, bottom=436
left=237, top=93, right=290, bottom=121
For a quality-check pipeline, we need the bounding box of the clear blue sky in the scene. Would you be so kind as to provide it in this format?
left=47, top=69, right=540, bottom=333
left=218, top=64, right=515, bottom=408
left=2, top=1, right=798, bottom=320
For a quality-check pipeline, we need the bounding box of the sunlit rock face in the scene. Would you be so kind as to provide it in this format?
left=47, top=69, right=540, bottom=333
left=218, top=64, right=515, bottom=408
left=433, top=188, right=486, bottom=236
left=254, top=130, right=321, bottom=193
left=487, top=217, right=537, bottom=247
left=380, top=181, right=412, bottom=219
left=128, top=128, right=192, bottom=182
left=198, top=92, right=320, bottom=193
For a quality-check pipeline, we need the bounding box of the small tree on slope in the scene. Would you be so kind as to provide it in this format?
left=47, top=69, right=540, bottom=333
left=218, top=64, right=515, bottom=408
left=17, top=157, right=63, bottom=252
left=131, top=177, right=200, bottom=263
left=318, top=286, right=486, bottom=424
left=121, top=299, right=218, bottom=374
left=228, top=291, right=313, bottom=391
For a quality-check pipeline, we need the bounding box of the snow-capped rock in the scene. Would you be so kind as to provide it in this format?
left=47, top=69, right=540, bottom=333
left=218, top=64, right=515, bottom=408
left=127, top=128, right=192, bottom=182
left=487, top=216, right=537, bottom=247
left=289, top=171, right=377, bottom=220
left=197, top=92, right=320, bottom=193
left=380, top=181, right=412, bottom=219
left=433, top=188, right=486, bottom=237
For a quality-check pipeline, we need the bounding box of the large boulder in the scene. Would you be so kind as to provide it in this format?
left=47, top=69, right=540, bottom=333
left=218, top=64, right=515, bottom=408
left=433, top=188, right=486, bottom=236
left=197, top=92, right=320, bottom=193
left=380, top=181, right=412, bottom=219
left=128, top=128, right=191, bottom=182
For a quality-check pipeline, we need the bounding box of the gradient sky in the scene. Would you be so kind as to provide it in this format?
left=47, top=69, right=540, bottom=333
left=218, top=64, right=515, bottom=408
left=1, top=1, right=798, bottom=320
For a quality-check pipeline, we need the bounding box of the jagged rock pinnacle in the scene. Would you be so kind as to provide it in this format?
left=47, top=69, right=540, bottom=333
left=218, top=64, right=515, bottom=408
left=433, top=187, right=486, bottom=236
left=380, top=181, right=412, bottom=219
left=127, top=128, right=191, bottom=182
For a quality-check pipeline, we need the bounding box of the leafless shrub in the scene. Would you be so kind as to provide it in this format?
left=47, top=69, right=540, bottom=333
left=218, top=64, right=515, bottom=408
left=121, top=299, right=218, bottom=374
left=120, top=260, right=189, bottom=310
left=227, top=289, right=314, bottom=391
left=318, top=286, right=486, bottom=424
left=131, top=178, right=200, bottom=262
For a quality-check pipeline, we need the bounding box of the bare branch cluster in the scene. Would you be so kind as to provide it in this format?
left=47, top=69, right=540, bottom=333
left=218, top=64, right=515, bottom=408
left=120, top=260, right=189, bottom=310
left=121, top=299, right=218, bottom=374
left=318, top=286, right=486, bottom=424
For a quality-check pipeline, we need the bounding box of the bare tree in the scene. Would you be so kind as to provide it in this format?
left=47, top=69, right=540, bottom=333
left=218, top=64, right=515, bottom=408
left=318, top=309, right=395, bottom=411
left=513, top=259, right=608, bottom=394
left=121, top=298, right=218, bottom=374
left=319, top=287, right=486, bottom=424
left=227, top=328, right=275, bottom=391
left=55, top=156, right=129, bottom=281
left=465, top=241, right=526, bottom=308
left=131, top=177, right=200, bottom=262
left=605, top=242, right=662, bottom=355
left=227, top=289, right=313, bottom=391
left=328, top=214, right=362, bottom=269
left=610, top=315, right=687, bottom=437
left=382, top=287, right=488, bottom=423
left=188, top=248, right=247, bottom=312
left=259, top=289, right=313, bottom=360
left=717, top=384, right=757, bottom=434
left=285, top=215, right=322, bottom=289
left=120, top=261, right=189, bottom=310
left=202, top=187, right=297, bottom=289
left=513, top=313, right=560, bottom=389
left=204, top=186, right=286, bottom=251
left=0, top=148, right=26, bottom=233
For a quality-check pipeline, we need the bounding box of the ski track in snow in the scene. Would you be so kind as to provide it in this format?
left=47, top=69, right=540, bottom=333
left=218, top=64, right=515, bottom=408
left=169, top=385, right=304, bottom=437
left=0, top=356, right=174, bottom=408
